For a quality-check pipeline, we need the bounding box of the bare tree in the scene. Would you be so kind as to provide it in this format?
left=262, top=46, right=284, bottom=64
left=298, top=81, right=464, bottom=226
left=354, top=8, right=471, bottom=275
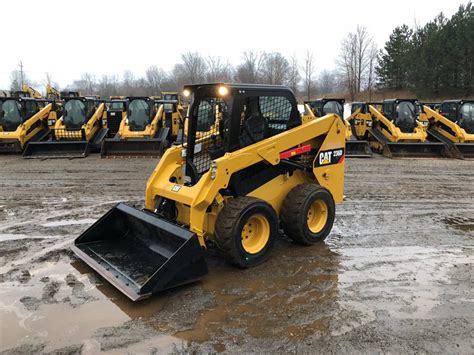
left=206, top=56, right=233, bottom=82
left=173, top=51, right=207, bottom=87
left=259, top=52, right=290, bottom=85
left=235, top=51, right=265, bottom=83
left=303, top=51, right=315, bottom=100
left=337, top=25, right=376, bottom=100
left=9, top=70, right=24, bottom=91
left=122, top=70, right=135, bottom=95
left=287, top=55, right=301, bottom=94
left=365, top=44, right=379, bottom=100
left=317, top=69, right=338, bottom=95
left=145, top=65, right=167, bottom=95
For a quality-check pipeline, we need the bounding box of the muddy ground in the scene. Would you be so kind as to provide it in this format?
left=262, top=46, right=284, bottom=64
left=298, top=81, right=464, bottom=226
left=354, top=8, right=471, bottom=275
left=0, top=155, right=472, bottom=354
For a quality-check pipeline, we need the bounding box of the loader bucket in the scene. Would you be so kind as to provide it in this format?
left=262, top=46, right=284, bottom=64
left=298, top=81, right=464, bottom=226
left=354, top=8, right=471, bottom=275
left=384, top=141, right=449, bottom=158
left=72, top=203, right=208, bottom=301
left=0, top=139, right=22, bottom=153
left=101, top=128, right=169, bottom=158
left=23, top=140, right=90, bottom=159
left=345, top=140, right=372, bottom=158
left=456, top=143, right=474, bottom=159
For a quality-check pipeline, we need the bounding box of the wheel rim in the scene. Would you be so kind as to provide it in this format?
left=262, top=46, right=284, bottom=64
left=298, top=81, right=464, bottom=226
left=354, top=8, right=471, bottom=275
left=307, top=199, right=328, bottom=233
left=241, top=214, right=270, bottom=254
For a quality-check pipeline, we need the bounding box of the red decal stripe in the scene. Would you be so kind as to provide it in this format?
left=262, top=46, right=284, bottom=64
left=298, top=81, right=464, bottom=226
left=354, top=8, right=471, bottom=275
left=279, top=144, right=311, bottom=159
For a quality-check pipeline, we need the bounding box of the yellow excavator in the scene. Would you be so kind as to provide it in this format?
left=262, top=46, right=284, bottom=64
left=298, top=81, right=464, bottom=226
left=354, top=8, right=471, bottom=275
left=73, top=83, right=346, bottom=301
left=0, top=96, right=56, bottom=153
left=46, top=84, right=61, bottom=100
left=421, top=100, right=474, bottom=159
left=351, top=99, right=449, bottom=157
left=101, top=96, right=183, bottom=157
left=13, top=84, right=43, bottom=99
left=23, top=96, right=108, bottom=158
left=305, top=99, right=372, bottom=157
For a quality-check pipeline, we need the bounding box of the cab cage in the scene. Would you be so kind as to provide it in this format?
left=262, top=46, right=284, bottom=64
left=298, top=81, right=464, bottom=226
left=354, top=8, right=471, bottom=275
left=182, top=83, right=302, bottom=180
left=305, top=98, right=345, bottom=118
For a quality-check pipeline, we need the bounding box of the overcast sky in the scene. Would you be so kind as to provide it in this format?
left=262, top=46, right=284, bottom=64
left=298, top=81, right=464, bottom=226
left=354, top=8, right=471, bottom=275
left=0, top=0, right=464, bottom=89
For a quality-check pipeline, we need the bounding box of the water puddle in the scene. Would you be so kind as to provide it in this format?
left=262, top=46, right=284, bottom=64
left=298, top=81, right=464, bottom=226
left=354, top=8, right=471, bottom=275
left=0, top=234, right=58, bottom=242
left=0, top=261, right=128, bottom=351
left=443, top=216, right=474, bottom=232
left=40, top=219, right=96, bottom=228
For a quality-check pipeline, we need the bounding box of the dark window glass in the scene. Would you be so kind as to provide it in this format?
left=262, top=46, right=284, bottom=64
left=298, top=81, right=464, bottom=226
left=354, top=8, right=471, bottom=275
left=24, top=101, right=38, bottom=119
left=323, top=101, right=343, bottom=117
left=0, top=100, right=22, bottom=131
left=110, top=102, right=124, bottom=110
left=394, top=101, right=417, bottom=133
left=64, top=99, right=86, bottom=129
left=128, top=99, right=150, bottom=131
left=383, top=103, right=393, bottom=119
left=459, top=103, right=474, bottom=133
left=163, top=94, right=178, bottom=101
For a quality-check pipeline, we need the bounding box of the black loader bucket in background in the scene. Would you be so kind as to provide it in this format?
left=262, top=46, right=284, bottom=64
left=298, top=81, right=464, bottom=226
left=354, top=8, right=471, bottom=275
left=428, top=129, right=474, bottom=159
left=368, top=129, right=450, bottom=158
left=72, top=203, right=208, bottom=301
left=455, top=143, right=474, bottom=159
left=0, top=128, right=50, bottom=154
left=101, top=128, right=169, bottom=158
left=345, top=140, right=372, bottom=158
left=23, top=140, right=90, bottom=159
left=0, top=140, right=22, bottom=153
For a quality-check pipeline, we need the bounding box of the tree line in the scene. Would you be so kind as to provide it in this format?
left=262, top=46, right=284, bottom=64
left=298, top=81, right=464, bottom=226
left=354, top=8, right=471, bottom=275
left=377, top=2, right=473, bottom=96
left=7, top=2, right=472, bottom=100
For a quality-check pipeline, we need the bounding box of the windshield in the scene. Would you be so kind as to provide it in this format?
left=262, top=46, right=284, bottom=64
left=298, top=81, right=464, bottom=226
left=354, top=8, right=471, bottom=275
left=459, top=102, right=474, bottom=133
left=163, top=103, right=174, bottom=113
left=128, top=99, right=150, bottom=131
left=110, top=102, right=124, bottom=110
left=64, top=99, right=86, bottom=129
left=395, top=101, right=417, bottom=133
left=0, top=100, right=22, bottom=131
left=163, top=94, right=178, bottom=101
left=323, top=101, right=344, bottom=117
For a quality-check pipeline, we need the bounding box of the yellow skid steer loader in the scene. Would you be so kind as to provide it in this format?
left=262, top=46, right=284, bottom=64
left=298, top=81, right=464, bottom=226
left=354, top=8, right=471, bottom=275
left=0, top=97, right=55, bottom=153
left=73, top=83, right=345, bottom=301
left=305, top=99, right=372, bottom=157
left=101, top=97, right=183, bottom=157
left=23, top=96, right=108, bottom=158
left=421, top=100, right=474, bottom=159
left=353, top=99, right=450, bottom=158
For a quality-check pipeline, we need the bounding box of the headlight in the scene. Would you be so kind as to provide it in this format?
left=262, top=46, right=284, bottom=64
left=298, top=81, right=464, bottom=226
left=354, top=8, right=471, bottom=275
left=183, top=89, right=191, bottom=97
left=218, top=86, right=228, bottom=96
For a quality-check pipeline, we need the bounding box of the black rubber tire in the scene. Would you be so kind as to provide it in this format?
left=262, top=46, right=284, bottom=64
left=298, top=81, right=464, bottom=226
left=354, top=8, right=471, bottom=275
left=215, top=196, right=278, bottom=268
left=280, top=183, right=335, bottom=245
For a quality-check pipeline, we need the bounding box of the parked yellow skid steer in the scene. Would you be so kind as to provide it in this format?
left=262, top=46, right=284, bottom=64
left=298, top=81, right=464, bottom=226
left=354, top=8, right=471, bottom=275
left=421, top=100, right=474, bottom=159
left=73, top=83, right=345, bottom=301
left=354, top=99, right=450, bottom=158
left=0, top=97, right=54, bottom=153
left=23, top=96, right=108, bottom=158
left=101, top=97, right=182, bottom=157
left=305, top=99, right=372, bottom=157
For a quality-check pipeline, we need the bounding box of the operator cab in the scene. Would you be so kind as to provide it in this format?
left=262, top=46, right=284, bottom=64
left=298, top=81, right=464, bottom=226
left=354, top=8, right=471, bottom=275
left=183, top=83, right=301, bottom=181
left=305, top=99, right=345, bottom=119
left=126, top=97, right=155, bottom=131
left=440, top=100, right=474, bottom=134
left=0, top=97, right=40, bottom=131
left=382, top=99, right=419, bottom=133
left=63, top=97, right=100, bottom=129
